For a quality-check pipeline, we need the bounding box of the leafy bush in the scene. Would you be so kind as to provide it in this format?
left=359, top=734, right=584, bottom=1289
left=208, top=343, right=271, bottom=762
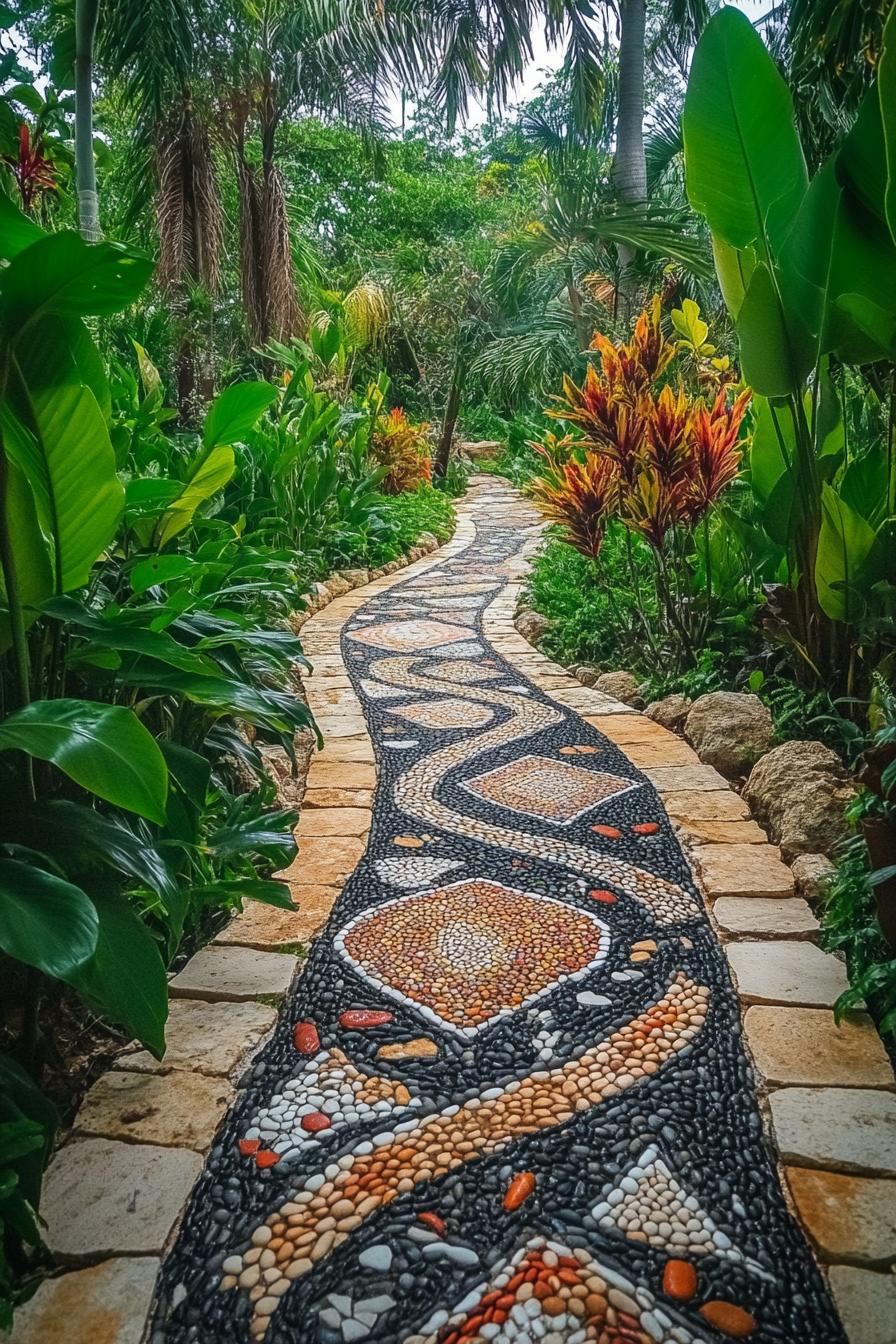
left=369, top=406, right=432, bottom=494
left=822, top=833, right=896, bottom=1042
left=527, top=297, right=752, bottom=678
left=369, top=484, right=456, bottom=566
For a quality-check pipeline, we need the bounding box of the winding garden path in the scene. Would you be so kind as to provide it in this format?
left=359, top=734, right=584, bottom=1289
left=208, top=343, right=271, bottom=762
left=19, top=481, right=896, bottom=1344
left=147, top=480, right=848, bottom=1344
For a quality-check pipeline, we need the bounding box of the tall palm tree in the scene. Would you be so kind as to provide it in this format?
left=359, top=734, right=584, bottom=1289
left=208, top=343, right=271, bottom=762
left=216, top=0, right=408, bottom=347
left=98, top=0, right=223, bottom=418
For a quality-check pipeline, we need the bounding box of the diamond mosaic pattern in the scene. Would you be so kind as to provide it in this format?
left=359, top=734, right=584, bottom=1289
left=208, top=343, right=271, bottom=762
left=347, top=619, right=475, bottom=651
left=334, top=878, right=610, bottom=1034
left=462, top=753, right=641, bottom=824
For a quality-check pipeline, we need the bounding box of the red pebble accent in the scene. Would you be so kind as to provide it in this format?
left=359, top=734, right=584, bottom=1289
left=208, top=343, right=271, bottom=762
left=238, top=1138, right=260, bottom=1156
left=592, top=824, right=622, bottom=838
left=293, top=1021, right=320, bottom=1053
left=255, top=1150, right=280, bottom=1168
left=589, top=888, right=618, bottom=903
left=301, top=1111, right=332, bottom=1133
left=663, top=1257, right=698, bottom=1301
left=632, top=821, right=660, bottom=835
left=339, top=1009, right=393, bottom=1029
left=503, top=1171, right=536, bottom=1210
left=417, top=1212, right=446, bottom=1235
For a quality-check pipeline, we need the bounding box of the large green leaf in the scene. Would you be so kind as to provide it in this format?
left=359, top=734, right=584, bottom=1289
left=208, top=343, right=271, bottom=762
left=0, top=700, right=168, bottom=823
left=0, top=231, right=152, bottom=329
left=2, top=313, right=123, bottom=591
left=735, top=262, right=805, bottom=397
left=152, top=444, right=235, bottom=549
left=682, top=7, right=807, bottom=253
left=881, top=2, right=896, bottom=243
left=0, top=456, right=53, bottom=653
left=0, top=860, right=98, bottom=979
left=781, top=157, right=896, bottom=363
left=18, top=800, right=178, bottom=902
left=839, top=449, right=890, bottom=528
left=67, top=888, right=168, bottom=1056
left=203, top=381, right=279, bottom=449
left=0, top=197, right=44, bottom=263
left=815, top=483, right=880, bottom=622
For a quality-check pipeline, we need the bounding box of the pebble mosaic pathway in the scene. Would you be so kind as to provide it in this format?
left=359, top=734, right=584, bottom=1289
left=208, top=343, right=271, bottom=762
left=149, top=482, right=849, bottom=1344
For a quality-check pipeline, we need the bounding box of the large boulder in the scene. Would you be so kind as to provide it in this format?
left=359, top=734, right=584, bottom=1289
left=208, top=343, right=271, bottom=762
left=685, top=691, right=774, bottom=778
left=744, top=740, right=856, bottom=860
left=646, top=693, right=692, bottom=732
left=594, top=670, right=644, bottom=708
left=514, top=609, right=553, bottom=645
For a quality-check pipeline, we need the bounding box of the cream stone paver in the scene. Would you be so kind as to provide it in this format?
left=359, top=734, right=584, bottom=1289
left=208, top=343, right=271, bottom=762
left=828, top=1266, right=896, bottom=1344
left=42, top=1139, right=202, bottom=1259
left=662, top=789, right=750, bottom=821
left=743, top=1006, right=895, bottom=1089
left=296, top=805, right=372, bottom=837
left=216, top=889, right=338, bottom=947
left=170, top=944, right=296, bottom=1002
left=615, top=738, right=702, bottom=768
left=280, top=835, right=366, bottom=885
left=303, top=786, right=375, bottom=808
left=727, top=940, right=851, bottom=1006
left=642, top=763, right=729, bottom=792
left=673, top=817, right=767, bottom=845
left=308, top=714, right=369, bottom=738
left=770, top=1088, right=896, bottom=1176
left=305, top=760, right=377, bottom=789
left=692, top=842, right=795, bottom=898
left=117, top=999, right=276, bottom=1076
left=75, top=1070, right=234, bottom=1152
left=313, top=740, right=375, bottom=764
left=306, top=687, right=364, bottom=707
left=713, top=896, right=819, bottom=938
left=9, top=1256, right=161, bottom=1344
left=785, top=1167, right=896, bottom=1266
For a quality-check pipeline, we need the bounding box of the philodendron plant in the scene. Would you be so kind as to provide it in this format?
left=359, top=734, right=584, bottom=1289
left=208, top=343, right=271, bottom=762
left=682, top=4, right=896, bottom=689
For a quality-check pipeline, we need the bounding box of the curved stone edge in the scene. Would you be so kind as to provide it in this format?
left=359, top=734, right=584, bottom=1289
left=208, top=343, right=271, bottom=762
left=11, top=507, right=477, bottom=1344
left=507, top=503, right=896, bottom=1340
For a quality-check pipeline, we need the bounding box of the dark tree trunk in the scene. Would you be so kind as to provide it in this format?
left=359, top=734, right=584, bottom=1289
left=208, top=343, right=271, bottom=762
left=434, top=353, right=465, bottom=481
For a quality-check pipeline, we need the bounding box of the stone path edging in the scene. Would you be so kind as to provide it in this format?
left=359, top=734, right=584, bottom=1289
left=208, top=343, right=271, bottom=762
left=18, top=481, right=895, bottom=1343
left=10, top=520, right=467, bottom=1344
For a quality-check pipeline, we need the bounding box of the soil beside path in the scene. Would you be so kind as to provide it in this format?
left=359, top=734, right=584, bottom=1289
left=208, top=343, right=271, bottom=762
left=145, top=478, right=847, bottom=1344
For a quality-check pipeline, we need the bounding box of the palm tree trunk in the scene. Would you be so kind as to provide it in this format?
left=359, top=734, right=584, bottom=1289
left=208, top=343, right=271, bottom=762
left=613, top=0, right=647, bottom=308
left=74, top=0, right=101, bottom=241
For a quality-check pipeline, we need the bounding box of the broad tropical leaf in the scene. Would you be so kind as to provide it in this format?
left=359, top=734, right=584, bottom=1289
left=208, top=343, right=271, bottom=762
left=0, top=860, right=98, bottom=979
left=203, top=380, right=279, bottom=449
left=0, top=699, right=168, bottom=824
left=683, top=7, right=807, bottom=253
left=815, top=483, right=880, bottom=622
left=68, top=887, right=168, bottom=1056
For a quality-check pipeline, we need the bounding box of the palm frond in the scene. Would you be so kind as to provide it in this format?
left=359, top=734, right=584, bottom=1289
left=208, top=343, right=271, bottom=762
left=471, top=315, right=580, bottom=407
left=644, top=100, right=683, bottom=191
